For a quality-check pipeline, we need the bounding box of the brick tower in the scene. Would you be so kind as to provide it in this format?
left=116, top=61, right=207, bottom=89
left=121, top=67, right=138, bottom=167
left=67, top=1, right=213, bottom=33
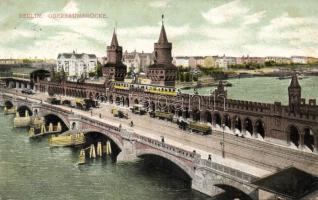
left=288, top=72, right=301, bottom=113
left=103, top=29, right=127, bottom=82
left=147, top=15, right=176, bottom=86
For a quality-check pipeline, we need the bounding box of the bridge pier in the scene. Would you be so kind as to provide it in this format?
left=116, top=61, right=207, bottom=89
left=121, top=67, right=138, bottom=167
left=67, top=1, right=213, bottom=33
left=117, top=137, right=138, bottom=162
left=192, top=167, right=258, bottom=200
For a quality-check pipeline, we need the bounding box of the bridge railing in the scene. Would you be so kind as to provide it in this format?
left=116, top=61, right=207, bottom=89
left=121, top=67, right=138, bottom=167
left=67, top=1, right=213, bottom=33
left=42, top=104, right=73, bottom=115
left=134, top=134, right=199, bottom=161
left=198, top=159, right=258, bottom=183
left=80, top=116, right=120, bottom=132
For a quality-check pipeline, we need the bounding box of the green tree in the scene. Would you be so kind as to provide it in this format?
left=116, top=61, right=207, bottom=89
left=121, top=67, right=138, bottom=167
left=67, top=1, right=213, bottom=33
left=89, top=71, right=96, bottom=77
left=184, top=72, right=190, bottom=82
left=60, top=68, right=66, bottom=81
left=96, top=62, right=103, bottom=77
left=180, top=72, right=184, bottom=82
left=193, top=74, right=198, bottom=82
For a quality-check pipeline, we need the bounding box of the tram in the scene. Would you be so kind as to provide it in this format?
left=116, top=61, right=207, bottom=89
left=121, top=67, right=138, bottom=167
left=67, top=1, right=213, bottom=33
left=112, top=82, right=178, bottom=96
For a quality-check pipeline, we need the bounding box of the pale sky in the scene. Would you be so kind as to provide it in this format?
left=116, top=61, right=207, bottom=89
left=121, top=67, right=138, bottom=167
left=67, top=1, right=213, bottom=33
left=0, top=0, right=318, bottom=59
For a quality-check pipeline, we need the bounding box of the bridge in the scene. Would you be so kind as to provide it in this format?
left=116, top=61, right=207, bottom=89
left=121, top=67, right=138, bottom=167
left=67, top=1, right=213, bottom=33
left=0, top=91, right=265, bottom=199
left=1, top=90, right=318, bottom=199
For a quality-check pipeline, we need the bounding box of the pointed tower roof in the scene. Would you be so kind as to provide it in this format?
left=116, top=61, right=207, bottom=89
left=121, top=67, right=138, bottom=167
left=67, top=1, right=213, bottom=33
left=158, top=24, right=168, bottom=43
left=158, top=15, right=168, bottom=43
left=111, top=29, right=119, bottom=46
left=289, top=72, right=301, bottom=88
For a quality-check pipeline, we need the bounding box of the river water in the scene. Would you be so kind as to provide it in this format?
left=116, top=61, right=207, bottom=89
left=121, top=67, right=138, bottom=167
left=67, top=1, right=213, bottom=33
left=0, top=110, right=219, bottom=200
left=181, top=76, right=318, bottom=105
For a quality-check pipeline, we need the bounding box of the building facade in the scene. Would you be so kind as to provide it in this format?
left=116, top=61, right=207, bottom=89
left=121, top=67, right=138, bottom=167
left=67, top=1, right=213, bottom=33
left=173, top=56, right=190, bottom=67
left=291, top=56, right=308, bottom=64
left=265, top=56, right=291, bottom=65
left=215, top=55, right=236, bottom=69
left=189, top=56, right=204, bottom=68
left=123, top=50, right=153, bottom=73
left=56, top=52, right=97, bottom=80
left=236, top=56, right=265, bottom=66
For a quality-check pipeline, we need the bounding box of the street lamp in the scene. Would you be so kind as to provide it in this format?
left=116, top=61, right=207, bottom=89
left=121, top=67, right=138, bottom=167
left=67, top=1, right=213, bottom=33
left=220, top=123, right=225, bottom=158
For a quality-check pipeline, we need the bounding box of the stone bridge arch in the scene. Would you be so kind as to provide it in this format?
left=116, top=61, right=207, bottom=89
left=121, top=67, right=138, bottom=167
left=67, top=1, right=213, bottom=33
left=4, top=100, right=14, bottom=109
left=17, top=105, right=33, bottom=117
left=39, top=111, right=70, bottom=129
left=136, top=148, right=194, bottom=180
left=193, top=167, right=257, bottom=200
left=82, top=128, right=123, bottom=151
left=82, top=129, right=123, bottom=160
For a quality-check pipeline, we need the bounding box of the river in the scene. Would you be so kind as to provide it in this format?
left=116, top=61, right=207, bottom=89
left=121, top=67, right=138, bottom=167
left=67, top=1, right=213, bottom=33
left=0, top=109, right=224, bottom=200
left=181, top=76, right=318, bottom=105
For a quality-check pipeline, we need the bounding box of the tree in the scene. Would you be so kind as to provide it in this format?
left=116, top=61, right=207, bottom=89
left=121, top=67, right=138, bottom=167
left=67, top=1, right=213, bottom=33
left=184, top=72, right=190, bottom=82
left=60, top=68, right=66, bottom=81
left=193, top=74, right=198, bottom=81
left=127, top=67, right=132, bottom=78
left=52, top=68, right=57, bottom=81
left=89, top=71, right=96, bottom=77
left=180, top=72, right=184, bottom=82
left=96, top=62, right=103, bottom=77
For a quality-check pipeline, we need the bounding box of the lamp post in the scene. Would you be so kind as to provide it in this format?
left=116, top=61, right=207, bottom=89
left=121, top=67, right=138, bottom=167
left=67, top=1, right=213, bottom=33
left=220, top=123, right=225, bottom=158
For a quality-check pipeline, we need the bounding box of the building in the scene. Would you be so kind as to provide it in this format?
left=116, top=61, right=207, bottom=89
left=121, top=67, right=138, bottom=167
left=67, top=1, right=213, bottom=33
left=0, top=59, right=24, bottom=65
left=236, top=56, right=265, bottom=66
left=291, top=56, right=308, bottom=64
left=215, top=55, right=236, bottom=69
left=97, top=57, right=107, bottom=65
left=265, top=56, right=291, bottom=65
left=172, top=56, right=190, bottom=68
left=56, top=51, right=97, bottom=81
left=102, top=30, right=127, bottom=82
left=202, top=56, right=219, bottom=68
left=189, top=56, right=204, bottom=68
left=307, top=57, right=318, bottom=64
left=123, top=50, right=153, bottom=73
left=146, top=18, right=177, bottom=86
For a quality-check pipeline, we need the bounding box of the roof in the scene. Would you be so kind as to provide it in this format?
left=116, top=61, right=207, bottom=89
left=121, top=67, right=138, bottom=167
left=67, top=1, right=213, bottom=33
left=111, top=30, right=119, bottom=46
left=253, top=167, right=318, bottom=199
left=57, top=53, right=97, bottom=59
left=158, top=25, right=168, bottom=43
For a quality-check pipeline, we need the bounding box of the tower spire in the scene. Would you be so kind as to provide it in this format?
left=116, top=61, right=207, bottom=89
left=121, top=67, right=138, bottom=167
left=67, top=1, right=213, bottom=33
left=162, top=14, right=164, bottom=25
left=111, top=28, right=118, bottom=46
left=158, top=15, right=168, bottom=43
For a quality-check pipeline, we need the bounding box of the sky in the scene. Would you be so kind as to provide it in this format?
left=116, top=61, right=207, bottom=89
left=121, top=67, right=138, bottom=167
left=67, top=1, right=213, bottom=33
left=0, top=0, right=318, bottom=59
